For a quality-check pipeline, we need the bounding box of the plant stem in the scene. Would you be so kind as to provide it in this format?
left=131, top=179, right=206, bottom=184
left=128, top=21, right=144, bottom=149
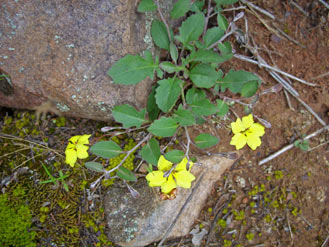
left=107, top=134, right=151, bottom=174
left=203, top=0, right=213, bottom=37
left=156, top=0, right=172, bottom=43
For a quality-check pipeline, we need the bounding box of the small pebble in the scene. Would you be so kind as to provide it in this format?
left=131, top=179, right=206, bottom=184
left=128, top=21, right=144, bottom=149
left=242, top=197, right=249, bottom=204
left=271, top=34, right=281, bottom=43
left=234, top=175, right=246, bottom=188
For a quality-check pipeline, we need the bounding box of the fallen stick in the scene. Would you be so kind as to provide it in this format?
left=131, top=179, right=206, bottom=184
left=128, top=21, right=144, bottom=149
left=319, top=0, right=329, bottom=9
left=259, top=125, right=329, bottom=165
left=240, top=0, right=275, bottom=20
left=289, top=0, right=309, bottom=16
left=269, top=70, right=327, bottom=126
left=234, top=54, right=317, bottom=87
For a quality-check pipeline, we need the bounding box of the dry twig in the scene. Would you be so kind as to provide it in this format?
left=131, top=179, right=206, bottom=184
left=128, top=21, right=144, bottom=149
left=259, top=125, right=329, bottom=165
left=319, top=0, right=329, bottom=9
left=240, top=0, right=275, bottom=20
left=233, top=54, right=317, bottom=87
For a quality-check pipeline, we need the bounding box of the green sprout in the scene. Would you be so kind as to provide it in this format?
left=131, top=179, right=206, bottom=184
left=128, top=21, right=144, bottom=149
left=294, top=139, right=309, bottom=151
left=39, top=164, right=70, bottom=192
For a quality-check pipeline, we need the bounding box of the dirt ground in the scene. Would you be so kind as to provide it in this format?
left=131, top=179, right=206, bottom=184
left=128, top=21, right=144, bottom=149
left=187, top=1, right=329, bottom=247
left=0, top=1, right=328, bottom=247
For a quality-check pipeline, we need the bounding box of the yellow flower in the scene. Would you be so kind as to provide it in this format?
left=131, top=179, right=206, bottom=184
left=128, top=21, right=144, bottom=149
left=230, top=114, right=265, bottom=150
left=65, top=135, right=91, bottom=167
left=146, top=155, right=195, bottom=194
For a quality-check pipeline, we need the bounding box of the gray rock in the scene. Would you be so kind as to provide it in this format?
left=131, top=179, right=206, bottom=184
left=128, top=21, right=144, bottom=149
left=0, top=0, right=173, bottom=120
left=104, top=155, right=238, bottom=247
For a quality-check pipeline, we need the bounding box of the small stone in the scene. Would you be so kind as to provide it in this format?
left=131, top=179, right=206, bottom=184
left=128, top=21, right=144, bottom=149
left=242, top=197, right=249, bottom=204
left=270, top=34, right=281, bottom=43
left=234, top=175, right=246, bottom=188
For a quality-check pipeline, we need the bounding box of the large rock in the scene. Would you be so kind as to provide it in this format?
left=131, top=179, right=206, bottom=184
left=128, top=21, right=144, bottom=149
left=0, top=0, right=173, bottom=120
left=104, top=155, right=238, bottom=247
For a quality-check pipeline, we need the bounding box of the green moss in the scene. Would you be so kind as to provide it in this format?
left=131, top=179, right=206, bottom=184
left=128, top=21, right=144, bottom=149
left=246, top=232, right=254, bottom=241
left=217, top=219, right=226, bottom=229
left=0, top=194, right=36, bottom=247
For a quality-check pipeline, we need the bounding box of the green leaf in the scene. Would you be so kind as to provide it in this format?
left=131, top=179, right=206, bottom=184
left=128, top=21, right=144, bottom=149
left=217, top=14, right=228, bottom=31
left=155, top=78, right=182, bottom=113
left=176, top=13, right=205, bottom=46
left=186, top=88, right=206, bottom=105
left=170, top=43, right=179, bottom=63
left=90, top=141, right=122, bottom=159
left=151, top=20, right=170, bottom=50
left=194, top=133, right=219, bottom=149
left=143, top=50, right=154, bottom=63
left=171, top=0, right=190, bottom=19
left=164, top=150, right=185, bottom=163
left=204, top=27, right=225, bottom=48
left=294, top=140, right=309, bottom=151
left=117, top=166, right=137, bottom=182
left=220, top=70, right=261, bottom=94
left=173, top=105, right=196, bottom=126
left=108, top=54, right=156, bottom=84
left=159, top=62, right=183, bottom=74
left=190, top=0, right=205, bottom=12
left=241, top=80, right=259, bottom=97
left=214, top=0, right=238, bottom=6
left=147, top=86, right=160, bottom=121
left=85, top=162, right=104, bottom=173
left=112, top=104, right=146, bottom=128
left=188, top=49, right=226, bottom=63
left=190, top=99, right=217, bottom=116
left=218, top=41, right=232, bottom=55
left=140, top=138, right=160, bottom=166
left=189, top=63, right=218, bottom=88
left=215, top=41, right=233, bottom=63
left=137, top=0, right=157, bottom=12
left=156, top=68, right=164, bottom=79
left=147, top=117, right=178, bottom=137
left=216, top=99, right=229, bottom=116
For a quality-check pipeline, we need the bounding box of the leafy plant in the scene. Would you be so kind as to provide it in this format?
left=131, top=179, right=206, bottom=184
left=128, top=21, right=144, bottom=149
left=68, top=0, right=266, bottom=196
left=39, top=164, right=70, bottom=192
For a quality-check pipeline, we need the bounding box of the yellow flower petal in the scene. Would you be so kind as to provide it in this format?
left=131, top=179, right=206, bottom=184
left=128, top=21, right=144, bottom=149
left=157, top=155, right=173, bottom=172
left=78, top=134, right=91, bottom=145
left=76, top=144, right=89, bottom=159
left=161, top=174, right=177, bottom=194
left=174, top=170, right=195, bottom=189
left=249, top=123, right=265, bottom=137
left=242, top=114, right=254, bottom=130
left=65, top=149, right=77, bottom=167
left=175, top=157, right=193, bottom=172
left=230, top=133, right=247, bottom=150
left=231, top=118, right=243, bottom=134
left=246, top=133, right=262, bottom=150
left=66, top=142, right=76, bottom=150
left=146, top=171, right=166, bottom=187
left=69, top=135, right=80, bottom=144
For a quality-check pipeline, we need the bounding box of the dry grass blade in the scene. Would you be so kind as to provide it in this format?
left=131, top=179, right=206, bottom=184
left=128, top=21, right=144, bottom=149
left=0, top=132, right=64, bottom=158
